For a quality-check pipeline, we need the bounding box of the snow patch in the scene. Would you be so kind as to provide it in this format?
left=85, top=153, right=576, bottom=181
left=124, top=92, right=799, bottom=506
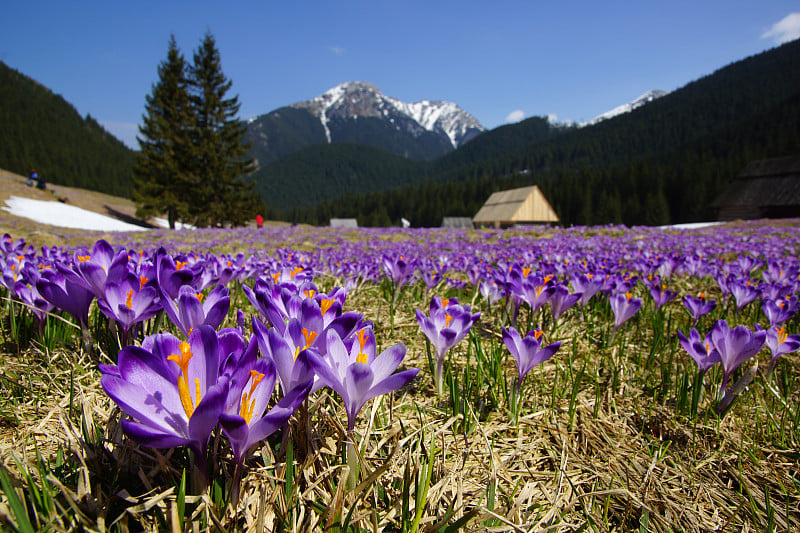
left=3, top=196, right=149, bottom=232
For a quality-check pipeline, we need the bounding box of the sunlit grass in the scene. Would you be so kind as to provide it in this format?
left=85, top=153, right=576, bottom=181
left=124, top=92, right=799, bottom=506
left=0, top=221, right=799, bottom=531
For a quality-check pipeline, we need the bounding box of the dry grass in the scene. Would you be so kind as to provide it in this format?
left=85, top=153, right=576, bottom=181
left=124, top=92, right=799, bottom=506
left=1, top=287, right=798, bottom=532
left=0, top=178, right=798, bottom=531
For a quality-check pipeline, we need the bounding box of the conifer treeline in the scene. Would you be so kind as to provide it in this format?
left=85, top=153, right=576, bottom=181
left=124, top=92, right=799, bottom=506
left=282, top=39, right=800, bottom=227
left=0, top=61, right=134, bottom=196
left=133, top=33, right=259, bottom=228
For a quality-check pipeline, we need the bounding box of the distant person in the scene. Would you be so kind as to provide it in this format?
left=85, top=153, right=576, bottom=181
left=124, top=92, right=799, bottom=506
left=36, top=172, right=46, bottom=190
left=27, top=169, right=37, bottom=186
left=255, top=214, right=264, bottom=228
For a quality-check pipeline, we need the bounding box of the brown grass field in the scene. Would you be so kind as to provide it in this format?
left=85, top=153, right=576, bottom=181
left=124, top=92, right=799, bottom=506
left=0, top=168, right=798, bottom=532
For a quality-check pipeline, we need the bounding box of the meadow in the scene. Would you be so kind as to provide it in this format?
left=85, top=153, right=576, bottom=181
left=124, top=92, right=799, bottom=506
left=0, top=220, right=799, bottom=532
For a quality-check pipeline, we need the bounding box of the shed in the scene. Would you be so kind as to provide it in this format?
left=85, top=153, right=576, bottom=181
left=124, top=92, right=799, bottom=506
left=441, top=217, right=474, bottom=229
left=330, top=218, right=358, bottom=228
left=713, top=156, right=800, bottom=220
left=472, top=185, right=559, bottom=228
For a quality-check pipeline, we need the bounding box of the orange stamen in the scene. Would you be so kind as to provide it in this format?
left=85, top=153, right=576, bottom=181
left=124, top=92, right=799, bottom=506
left=176, top=261, right=187, bottom=271
left=239, top=370, right=265, bottom=424
left=320, top=298, right=334, bottom=315
left=194, top=293, right=204, bottom=303
left=356, top=329, right=369, bottom=353
left=139, top=276, right=148, bottom=289
left=775, top=327, right=787, bottom=345
left=302, top=328, right=318, bottom=349
left=167, top=342, right=198, bottom=419
left=125, top=289, right=134, bottom=309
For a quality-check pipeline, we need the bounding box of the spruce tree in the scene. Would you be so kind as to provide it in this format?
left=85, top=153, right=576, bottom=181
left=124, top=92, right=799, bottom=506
left=187, top=31, right=256, bottom=227
left=132, top=35, right=193, bottom=229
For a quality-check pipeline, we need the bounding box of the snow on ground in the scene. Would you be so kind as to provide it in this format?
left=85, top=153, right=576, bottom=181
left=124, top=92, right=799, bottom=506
left=2, top=196, right=148, bottom=232
left=659, top=221, right=724, bottom=230
left=153, top=217, right=194, bottom=230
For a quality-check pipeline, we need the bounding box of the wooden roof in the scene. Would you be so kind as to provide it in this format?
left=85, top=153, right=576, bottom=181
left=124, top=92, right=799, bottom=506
left=473, top=185, right=559, bottom=224
left=713, top=155, right=800, bottom=220
left=714, top=156, right=800, bottom=209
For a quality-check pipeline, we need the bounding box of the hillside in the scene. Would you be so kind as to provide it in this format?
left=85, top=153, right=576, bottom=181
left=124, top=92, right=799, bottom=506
left=284, top=39, right=800, bottom=227
left=248, top=142, right=425, bottom=210
left=0, top=168, right=147, bottom=247
left=0, top=62, right=136, bottom=198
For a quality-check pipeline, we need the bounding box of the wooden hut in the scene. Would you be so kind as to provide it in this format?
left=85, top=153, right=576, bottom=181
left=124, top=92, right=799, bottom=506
left=441, top=217, right=474, bottom=229
left=472, top=185, right=559, bottom=228
left=713, top=156, right=800, bottom=220
left=330, top=218, right=358, bottom=228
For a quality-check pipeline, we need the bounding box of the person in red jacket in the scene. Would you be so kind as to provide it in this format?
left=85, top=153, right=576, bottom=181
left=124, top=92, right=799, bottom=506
left=255, top=214, right=264, bottom=228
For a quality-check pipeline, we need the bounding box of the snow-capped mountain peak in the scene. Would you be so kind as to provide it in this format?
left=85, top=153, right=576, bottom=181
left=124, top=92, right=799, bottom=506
left=292, top=81, right=484, bottom=148
left=584, top=90, right=668, bottom=126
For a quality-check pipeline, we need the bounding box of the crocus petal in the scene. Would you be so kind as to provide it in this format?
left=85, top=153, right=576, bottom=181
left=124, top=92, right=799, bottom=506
left=369, top=343, right=406, bottom=383
left=120, top=419, right=193, bottom=450
left=187, top=377, right=228, bottom=449
left=101, top=374, right=187, bottom=436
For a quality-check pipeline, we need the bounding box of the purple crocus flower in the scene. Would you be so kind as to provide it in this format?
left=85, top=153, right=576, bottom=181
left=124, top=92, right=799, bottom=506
left=502, top=326, right=561, bottom=392
left=645, top=277, right=677, bottom=311
left=310, top=329, right=419, bottom=432
left=251, top=316, right=320, bottom=395
left=547, top=284, right=581, bottom=326
left=765, top=325, right=800, bottom=376
left=36, top=267, right=95, bottom=329
left=161, top=284, right=230, bottom=336
left=570, top=272, right=603, bottom=307
left=683, top=293, right=716, bottom=326
left=517, top=274, right=556, bottom=315
left=415, top=297, right=480, bottom=396
left=676, top=328, right=721, bottom=372
left=728, top=279, right=760, bottom=311
left=13, top=281, right=54, bottom=331
left=479, top=280, right=504, bottom=308
left=609, top=292, right=642, bottom=340
left=97, top=272, right=161, bottom=334
left=710, top=319, right=766, bottom=395
left=99, top=326, right=229, bottom=476
left=218, top=344, right=312, bottom=464
left=155, top=250, right=197, bottom=299
left=762, top=297, right=797, bottom=326
left=71, top=239, right=129, bottom=297
left=382, top=254, right=417, bottom=291
left=242, top=277, right=300, bottom=330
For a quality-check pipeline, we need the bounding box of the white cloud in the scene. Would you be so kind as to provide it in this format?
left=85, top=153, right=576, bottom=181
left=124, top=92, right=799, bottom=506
left=762, top=12, right=800, bottom=44
left=329, top=45, right=346, bottom=56
left=547, top=113, right=558, bottom=124
left=505, top=109, right=524, bottom=123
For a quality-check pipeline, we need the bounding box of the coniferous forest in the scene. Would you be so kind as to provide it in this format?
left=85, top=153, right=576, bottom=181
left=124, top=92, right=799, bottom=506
left=2, top=38, right=799, bottom=227
left=0, top=61, right=135, bottom=196
left=282, top=39, right=800, bottom=227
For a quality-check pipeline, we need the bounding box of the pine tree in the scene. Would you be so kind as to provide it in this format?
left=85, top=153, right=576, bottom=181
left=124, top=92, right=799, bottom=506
left=187, top=31, right=256, bottom=227
left=132, top=35, right=193, bottom=229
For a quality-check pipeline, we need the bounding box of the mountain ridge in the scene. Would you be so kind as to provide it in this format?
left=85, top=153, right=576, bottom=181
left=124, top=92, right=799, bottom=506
left=245, top=81, right=484, bottom=168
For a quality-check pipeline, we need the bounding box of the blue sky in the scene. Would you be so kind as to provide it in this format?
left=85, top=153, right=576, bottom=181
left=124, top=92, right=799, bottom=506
left=2, top=2, right=798, bottom=150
